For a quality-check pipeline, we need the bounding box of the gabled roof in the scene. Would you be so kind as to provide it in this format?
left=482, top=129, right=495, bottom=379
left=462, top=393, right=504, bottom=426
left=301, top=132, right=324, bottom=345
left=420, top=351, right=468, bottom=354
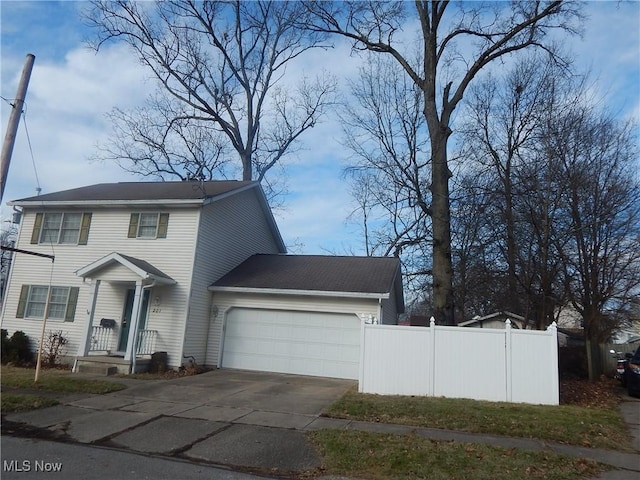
left=8, top=180, right=255, bottom=206
left=210, top=254, right=404, bottom=310
left=76, top=252, right=176, bottom=285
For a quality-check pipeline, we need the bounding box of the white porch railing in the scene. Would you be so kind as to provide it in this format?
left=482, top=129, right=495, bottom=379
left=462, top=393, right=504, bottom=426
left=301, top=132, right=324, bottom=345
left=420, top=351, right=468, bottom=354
left=89, top=326, right=158, bottom=356
left=90, top=326, right=113, bottom=352
left=136, top=329, right=157, bottom=355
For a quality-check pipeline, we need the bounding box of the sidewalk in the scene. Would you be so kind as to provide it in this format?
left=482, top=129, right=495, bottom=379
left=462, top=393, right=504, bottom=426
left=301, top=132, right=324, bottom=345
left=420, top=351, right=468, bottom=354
left=2, top=372, right=639, bottom=479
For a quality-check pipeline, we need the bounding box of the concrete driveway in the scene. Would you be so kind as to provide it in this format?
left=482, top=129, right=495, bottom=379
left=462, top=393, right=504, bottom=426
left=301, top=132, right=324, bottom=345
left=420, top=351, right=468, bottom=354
left=4, top=369, right=356, bottom=477
left=108, top=368, right=355, bottom=416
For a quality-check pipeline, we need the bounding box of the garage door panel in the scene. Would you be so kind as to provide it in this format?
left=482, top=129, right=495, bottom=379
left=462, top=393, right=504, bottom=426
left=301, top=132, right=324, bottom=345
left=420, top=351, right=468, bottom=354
left=222, top=308, right=361, bottom=380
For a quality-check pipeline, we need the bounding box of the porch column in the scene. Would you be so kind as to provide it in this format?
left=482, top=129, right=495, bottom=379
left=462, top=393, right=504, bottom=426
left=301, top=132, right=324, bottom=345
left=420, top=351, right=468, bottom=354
left=76, top=279, right=101, bottom=358
left=124, top=280, right=143, bottom=363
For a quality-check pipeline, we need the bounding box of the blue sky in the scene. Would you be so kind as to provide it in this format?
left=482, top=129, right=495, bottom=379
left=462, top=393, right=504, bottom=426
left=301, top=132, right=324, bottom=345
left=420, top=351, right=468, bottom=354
left=1, top=1, right=639, bottom=255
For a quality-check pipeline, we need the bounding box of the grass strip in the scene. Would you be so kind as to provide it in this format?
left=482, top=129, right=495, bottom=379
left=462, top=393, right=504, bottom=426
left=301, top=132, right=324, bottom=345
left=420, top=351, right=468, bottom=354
left=1, top=393, right=60, bottom=413
left=310, top=429, right=608, bottom=480
left=1, top=366, right=126, bottom=394
left=325, top=389, right=631, bottom=451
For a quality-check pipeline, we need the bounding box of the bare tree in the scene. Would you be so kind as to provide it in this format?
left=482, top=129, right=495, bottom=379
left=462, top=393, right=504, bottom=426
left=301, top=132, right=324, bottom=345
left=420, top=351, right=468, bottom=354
left=548, top=109, right=640, bottom=344
left=305, top=1, right=582, bottom=324
left=342, top=54, right=431, bottom=292
left=1, top=223, right=17, bottom=303
left=85, top=0, right=337, bottom=195
left=456, top=55, right=578, bottom=328
left=450, top=171, right=503, bottom=321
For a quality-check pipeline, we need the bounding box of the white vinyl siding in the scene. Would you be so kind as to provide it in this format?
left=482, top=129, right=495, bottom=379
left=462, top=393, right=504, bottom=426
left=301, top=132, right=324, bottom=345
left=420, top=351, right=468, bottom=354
left=182, top=188, right=284, bottom=364
left=1, top=208, right=200, bottom=367
left=380, top=289, right=400, bottom=325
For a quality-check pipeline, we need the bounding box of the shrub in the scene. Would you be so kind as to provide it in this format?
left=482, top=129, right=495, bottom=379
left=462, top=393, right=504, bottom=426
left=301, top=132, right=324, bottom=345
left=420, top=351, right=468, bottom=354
left=41, top=330, right=69, bottom=367
left=1, top=329, right=9, bottom=363
left=1, top=330, right=34, bottom=365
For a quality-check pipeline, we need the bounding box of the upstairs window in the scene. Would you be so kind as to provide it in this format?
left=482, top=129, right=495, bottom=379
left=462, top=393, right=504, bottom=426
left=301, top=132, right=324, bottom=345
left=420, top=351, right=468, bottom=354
left=128, top=213, right=169, bottom=239
left=16, top=285, right=79, bottom=322
left=31, top=212, right=92, bottom=245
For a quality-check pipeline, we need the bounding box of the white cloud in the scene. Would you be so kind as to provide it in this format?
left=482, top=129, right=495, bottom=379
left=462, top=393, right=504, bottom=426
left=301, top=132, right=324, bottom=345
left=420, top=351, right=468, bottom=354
left=1, top=43, right=149, bottom=215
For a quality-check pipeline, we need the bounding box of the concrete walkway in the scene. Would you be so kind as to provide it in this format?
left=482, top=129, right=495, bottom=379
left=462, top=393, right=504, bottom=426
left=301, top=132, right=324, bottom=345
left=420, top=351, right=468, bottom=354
left=2, top=370, right=640, bottom=479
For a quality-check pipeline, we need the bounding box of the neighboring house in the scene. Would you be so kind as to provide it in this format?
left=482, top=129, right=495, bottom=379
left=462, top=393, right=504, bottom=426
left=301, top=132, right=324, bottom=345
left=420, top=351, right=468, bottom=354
left=0, top=181, right=403, bottom=380
left=458, top=311, right=529, bottom=330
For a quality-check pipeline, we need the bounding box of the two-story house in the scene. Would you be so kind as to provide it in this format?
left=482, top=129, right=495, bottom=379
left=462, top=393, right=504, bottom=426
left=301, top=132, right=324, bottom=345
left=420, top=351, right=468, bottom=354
left=1, top=181, right=403, bottom=379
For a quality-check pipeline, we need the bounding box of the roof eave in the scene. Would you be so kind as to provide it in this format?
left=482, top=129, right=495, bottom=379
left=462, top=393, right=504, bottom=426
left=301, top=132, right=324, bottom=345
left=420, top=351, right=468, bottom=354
left=75, top=252, right=176, bottom=285
left=208, top=285, right=390, bottom=300
left=9, top=199, right=206, bottom=208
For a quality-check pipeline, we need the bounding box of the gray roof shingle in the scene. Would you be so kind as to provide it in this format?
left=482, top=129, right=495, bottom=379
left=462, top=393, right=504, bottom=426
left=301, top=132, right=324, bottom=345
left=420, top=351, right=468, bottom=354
left=118, top=253, right=175, bottom=282
left=211, top=254, right=401, bottom=296
left=10, top=180, right=254, bottom=203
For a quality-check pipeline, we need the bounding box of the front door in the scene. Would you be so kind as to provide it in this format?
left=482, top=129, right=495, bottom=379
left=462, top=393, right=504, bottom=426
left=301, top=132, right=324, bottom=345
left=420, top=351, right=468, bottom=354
left=118, top=289, right=150, bottom=352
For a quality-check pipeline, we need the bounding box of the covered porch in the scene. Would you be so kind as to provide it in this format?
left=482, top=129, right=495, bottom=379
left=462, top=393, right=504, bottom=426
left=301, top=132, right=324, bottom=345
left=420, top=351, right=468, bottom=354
left=73, top=252, right=176, bottom=374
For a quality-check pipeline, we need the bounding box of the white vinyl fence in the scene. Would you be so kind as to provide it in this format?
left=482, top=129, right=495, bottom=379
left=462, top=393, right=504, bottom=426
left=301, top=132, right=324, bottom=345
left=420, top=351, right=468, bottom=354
left=359, top=318, right=559, bottom=405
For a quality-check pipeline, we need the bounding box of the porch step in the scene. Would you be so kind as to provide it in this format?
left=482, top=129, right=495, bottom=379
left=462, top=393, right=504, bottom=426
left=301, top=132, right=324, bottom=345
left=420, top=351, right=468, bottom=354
left=77, top=364, right=118, bottom=376
left=74, top=355, right=151, bottom=375
left=75, top=355, right=130, bottom=376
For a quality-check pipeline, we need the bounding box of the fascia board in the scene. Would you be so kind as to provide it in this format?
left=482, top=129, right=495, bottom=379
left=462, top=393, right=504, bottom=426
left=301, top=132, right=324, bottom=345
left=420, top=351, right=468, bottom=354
left=208, top=285, right=390, bottom=300
left=201, top=182, right=258, bottom=205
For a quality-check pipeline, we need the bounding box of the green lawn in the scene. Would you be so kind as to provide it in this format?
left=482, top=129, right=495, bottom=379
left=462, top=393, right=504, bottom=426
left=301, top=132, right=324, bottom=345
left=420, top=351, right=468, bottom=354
left=1, top=365, right=126, bottom=412
left=324, top=388, right=631, bottom=451
left=1, top=393, right=60, bottom=413
left=310, top=430, right=607, bottom=480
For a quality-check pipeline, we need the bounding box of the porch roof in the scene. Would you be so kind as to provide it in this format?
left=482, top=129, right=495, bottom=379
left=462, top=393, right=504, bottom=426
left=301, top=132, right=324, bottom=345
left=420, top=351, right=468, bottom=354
left=75, top=252, right=176, bottom=285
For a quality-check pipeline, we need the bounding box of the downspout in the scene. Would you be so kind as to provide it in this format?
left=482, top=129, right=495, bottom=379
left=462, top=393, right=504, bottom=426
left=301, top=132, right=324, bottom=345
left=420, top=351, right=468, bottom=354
left=378, top=298, right=383, bottom=325
left=131, top=279, right=157, bottom=374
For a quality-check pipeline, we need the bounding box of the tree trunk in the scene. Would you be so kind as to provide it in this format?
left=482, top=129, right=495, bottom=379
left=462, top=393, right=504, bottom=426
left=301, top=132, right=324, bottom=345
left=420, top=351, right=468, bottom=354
left=431, top=132, right=455, bottom=325
left=241, top=152, right=252, bottom=181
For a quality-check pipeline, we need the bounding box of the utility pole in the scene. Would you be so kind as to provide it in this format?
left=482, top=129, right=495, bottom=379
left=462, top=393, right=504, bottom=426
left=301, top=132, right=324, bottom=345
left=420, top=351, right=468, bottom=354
left=1, top=53, right=36, bottom=202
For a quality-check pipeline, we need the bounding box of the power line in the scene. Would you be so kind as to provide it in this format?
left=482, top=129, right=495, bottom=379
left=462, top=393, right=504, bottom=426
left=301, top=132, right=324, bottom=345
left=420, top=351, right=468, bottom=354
left=21, top=110, right=42, bottom=192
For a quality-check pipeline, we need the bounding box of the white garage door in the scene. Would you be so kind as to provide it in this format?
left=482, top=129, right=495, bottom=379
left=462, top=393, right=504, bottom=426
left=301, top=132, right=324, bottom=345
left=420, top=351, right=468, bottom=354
left=222, top=308, right=361, bottom=380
